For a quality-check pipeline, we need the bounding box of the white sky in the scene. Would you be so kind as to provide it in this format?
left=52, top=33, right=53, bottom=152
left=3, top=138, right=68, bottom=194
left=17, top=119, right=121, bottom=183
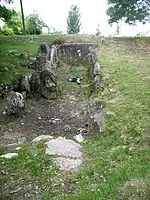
left=3, top=0, right=150, bottom=36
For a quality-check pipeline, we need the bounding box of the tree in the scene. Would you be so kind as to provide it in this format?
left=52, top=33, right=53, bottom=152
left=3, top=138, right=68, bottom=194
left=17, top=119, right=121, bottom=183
left=0, top=0, right=16, bottom=23
left=107, top=0, right=150, bottom=25
left=26, top=13, right=46, bottom=35
left=5, top=12, right=22, bottom=34
left=67, top=5, right=81, bottom=34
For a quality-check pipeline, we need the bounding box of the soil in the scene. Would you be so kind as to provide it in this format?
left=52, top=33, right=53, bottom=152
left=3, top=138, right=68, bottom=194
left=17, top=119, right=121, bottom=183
left=0, top=64, right=91, bottom=148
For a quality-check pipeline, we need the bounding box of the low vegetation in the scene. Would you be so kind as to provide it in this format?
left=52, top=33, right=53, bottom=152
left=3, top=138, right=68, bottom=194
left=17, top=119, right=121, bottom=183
left=0, top=35, right=150, bottom=200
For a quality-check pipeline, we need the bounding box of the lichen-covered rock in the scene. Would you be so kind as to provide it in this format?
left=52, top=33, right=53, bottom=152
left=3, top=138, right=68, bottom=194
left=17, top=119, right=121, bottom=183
left=0, top=83, right=13, bottom=98
left=18, top=43, right=58, bottom=99
left=30, top=71, right=40, bottom=92
left=90, top=101, right=104, bottom=132
left=5, top=91, right=25, bottom=116
left=58, top=43, right=95, bottom=62
left=36, top=43, right=51, bottom=71
left=50, top=45, right=58, bottom=68
left=40, top=60, right=57, bottom=99
left=21, top=72, right=32, bottom=92
left=88, top=50, right=97, bottom=65
left=93, top=62, right=101, bottom=75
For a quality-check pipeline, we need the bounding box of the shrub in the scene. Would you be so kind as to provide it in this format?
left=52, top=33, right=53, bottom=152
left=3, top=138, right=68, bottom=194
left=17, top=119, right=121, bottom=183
left=2, top=26, right=14, bottom=36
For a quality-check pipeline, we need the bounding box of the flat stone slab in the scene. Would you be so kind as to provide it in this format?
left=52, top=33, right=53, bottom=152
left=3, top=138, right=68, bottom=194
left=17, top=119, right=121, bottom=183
left=53, top=157, right=82, bottom=171
left=46, top=137, right=82, bottom=158
left=32, top=135, right=53, bottom=145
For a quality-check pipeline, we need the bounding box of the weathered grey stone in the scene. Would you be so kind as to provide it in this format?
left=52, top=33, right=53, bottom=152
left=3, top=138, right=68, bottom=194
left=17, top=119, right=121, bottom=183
left=0, top=83, right=13, bottom=98
left=40, top=60, right=57, bottom=99
left=90, top=101, right=104, bottom=132
left=88, top=50, right=97, bottom=65
left=93, top=62, right=101, bottom=75
left=46, top=137, right=82, bottom=158
left=21, top=72, right=32, bottom=92
left=53, top=157, right=82, bottom=171
left=32, top=135, right=53, bottom=145
left=58, top=43, right=95, bottom=62
left=0, top=153, right=18, bottom=159
left=36, top=43, right=51, bottom=71
left=92, top=74, right=101, bottom=89
left=50, top=45, right=58, bottom=68
left=5, top=91, right=25, bottom=116
left=30, top=71, right=40, bottom=92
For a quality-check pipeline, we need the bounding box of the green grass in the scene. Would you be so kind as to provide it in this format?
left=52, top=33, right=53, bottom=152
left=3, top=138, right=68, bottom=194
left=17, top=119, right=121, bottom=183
left=0, top=143, right=61, bottom=200
left=0, top=35, right=150, bottom=199
left=57, top=63, right=90, bottom=100
left=63, top=38, right=150, bottom=200
left=0, top=34, right=65, bottom=84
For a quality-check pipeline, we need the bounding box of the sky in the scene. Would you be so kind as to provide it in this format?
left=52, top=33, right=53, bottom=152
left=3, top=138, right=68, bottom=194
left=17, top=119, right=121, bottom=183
left=2, top=0, right=150, bottom=36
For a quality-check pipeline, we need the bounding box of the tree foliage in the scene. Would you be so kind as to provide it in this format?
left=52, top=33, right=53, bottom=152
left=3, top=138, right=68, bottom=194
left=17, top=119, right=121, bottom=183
left=107, top=0, right=150, bottom=25
left=67, top=5, right=81, bottom=34
left=26, top=13, right=47, bottom=35
left=0, top=3, right=16, bottom=23
left=5, top=12, right=22, bottom=34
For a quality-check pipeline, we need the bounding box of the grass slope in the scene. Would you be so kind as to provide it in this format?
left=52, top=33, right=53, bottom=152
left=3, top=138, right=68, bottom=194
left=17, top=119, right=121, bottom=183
left=65, top=38, right=150, bottom=200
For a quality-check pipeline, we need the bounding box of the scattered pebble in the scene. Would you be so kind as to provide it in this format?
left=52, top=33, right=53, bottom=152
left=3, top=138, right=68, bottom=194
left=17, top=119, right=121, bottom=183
left=108, top=88, right=120, bottom=93
left=2, top=111, right=6, bottom=115
left=106, top=111, right=115, bottom=116
left=0, top=153, right=18, bottom=159
left=74, top=134, right=84, bottom=143
left=15, top=147, right=21, bottom=151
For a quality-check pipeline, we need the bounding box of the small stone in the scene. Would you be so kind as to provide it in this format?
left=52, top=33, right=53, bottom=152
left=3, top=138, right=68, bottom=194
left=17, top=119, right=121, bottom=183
left=106, top=111, right=115, bottom=116
left=2, top=111, right=6, bottom=115
left=15, top=147, right=21, bottom=150
left=4, top=67, right=9, bottom=71
left=74, top=134, right=84, bottom=143
left=38, top=116, right=41, bottom=120
left=1, top=153, right=18, bottom=159
left=109, top=88, right=120, bottom=93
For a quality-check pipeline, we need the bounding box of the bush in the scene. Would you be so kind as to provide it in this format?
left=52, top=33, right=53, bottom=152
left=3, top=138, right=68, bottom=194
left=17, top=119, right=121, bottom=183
left=2, top=26, right=14, bottom=36
left=13, top=26, right=22, bottom=35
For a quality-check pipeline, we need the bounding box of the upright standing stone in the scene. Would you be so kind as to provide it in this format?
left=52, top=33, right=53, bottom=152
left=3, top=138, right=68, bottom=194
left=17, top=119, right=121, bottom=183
left=5, top=91, right=25, bottom=116
left=90, top=101, right=104, bottom=132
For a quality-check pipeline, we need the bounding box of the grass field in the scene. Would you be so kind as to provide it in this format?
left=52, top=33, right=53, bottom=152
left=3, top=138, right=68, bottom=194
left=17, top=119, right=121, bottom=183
left=0, top=35, right=150, bottom=200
